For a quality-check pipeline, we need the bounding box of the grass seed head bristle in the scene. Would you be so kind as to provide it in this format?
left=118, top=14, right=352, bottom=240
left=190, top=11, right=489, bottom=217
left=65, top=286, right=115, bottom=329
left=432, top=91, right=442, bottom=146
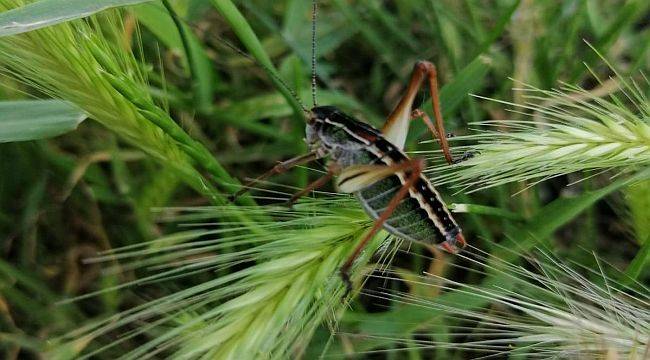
left=59, top=197, right=386, bottom=359
left=428, top=75, right=650, bottom=191
left=362, top=249, right=650, bottom=359
left=0, top=1, right=217, bottom=197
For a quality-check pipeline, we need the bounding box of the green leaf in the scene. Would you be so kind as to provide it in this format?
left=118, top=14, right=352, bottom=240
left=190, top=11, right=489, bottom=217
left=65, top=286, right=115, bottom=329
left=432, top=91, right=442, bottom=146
left=0, top=100, right=87, bottom=142
left=493, top=167, right=650, bottom=264
left=625, top=179, right=650, bottom=245
left=438, top=55, right=492, bottom=119
left=624, top=235, right=650, bottom=282
left=0, top=0, right=155, bottom=36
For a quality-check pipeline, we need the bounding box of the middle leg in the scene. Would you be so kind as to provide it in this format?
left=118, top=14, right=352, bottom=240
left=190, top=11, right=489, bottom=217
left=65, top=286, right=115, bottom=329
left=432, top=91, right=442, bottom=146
left=229, top=151, right=319, bottom=202
left=285, top=163, right=341, bottom=207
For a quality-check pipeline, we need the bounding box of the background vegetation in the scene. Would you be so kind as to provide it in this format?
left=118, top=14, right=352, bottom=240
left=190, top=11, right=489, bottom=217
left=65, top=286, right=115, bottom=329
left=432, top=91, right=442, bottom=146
left=0, top=0, right=648, bottom=359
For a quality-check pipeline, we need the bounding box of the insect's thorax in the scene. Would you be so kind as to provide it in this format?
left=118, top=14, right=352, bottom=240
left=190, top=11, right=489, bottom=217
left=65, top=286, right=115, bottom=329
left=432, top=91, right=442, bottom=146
left=306, top=106, right=382, bottom=165
left=306, top=105, right=463, bottom=249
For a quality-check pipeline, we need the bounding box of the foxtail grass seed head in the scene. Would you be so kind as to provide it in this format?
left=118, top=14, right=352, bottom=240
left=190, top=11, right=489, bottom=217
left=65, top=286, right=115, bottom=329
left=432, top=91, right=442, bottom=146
left=60, top=197, right=387, bottom=359
left=0, top=1, right=212, bottom=196
left=429, top=76, right=650, bottom=192
left=4, top=2, right=646, bottom=359
left=358, top=248, right=649, bottom=359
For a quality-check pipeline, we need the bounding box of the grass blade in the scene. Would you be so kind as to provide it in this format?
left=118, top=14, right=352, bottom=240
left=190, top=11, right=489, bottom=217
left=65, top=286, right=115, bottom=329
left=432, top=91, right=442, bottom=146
left=0, top=0, right=154, bottom=36
left=0, top=99, right=86, bottom=142
left=624, top=235, right=650, bottom=282
left=210, top=0, right=306, bottom=120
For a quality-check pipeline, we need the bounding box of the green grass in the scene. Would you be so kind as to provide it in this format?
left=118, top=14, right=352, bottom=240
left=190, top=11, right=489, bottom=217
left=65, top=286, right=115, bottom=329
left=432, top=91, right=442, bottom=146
left=0, top=0, right=648, bottom=359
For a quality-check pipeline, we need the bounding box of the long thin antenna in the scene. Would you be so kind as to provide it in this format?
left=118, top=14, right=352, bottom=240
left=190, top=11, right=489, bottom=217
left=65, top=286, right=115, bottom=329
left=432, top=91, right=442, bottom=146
left=311, top=0, right=318, bottom=108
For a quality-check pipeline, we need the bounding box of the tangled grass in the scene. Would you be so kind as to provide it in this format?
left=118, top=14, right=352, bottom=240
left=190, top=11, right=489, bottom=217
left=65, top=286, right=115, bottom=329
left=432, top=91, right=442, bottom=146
left=59, top=196, right=393, bottom=359
left=0, top=1, right=647, bottom=359
left=0, top=0, right=247, bottom=205
left=358, top=248, right=649, bottom=359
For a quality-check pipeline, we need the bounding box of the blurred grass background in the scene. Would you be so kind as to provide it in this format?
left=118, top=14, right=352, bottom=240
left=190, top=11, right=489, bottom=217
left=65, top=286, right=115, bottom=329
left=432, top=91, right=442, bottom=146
left=0, top=0, right=648, bottom=358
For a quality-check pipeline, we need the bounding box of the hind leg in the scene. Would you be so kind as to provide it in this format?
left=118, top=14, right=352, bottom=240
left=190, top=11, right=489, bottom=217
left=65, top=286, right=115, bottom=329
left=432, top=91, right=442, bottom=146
left=382, top=61, right=454, bottom=164
left=338, top=158, right=425, bottom=296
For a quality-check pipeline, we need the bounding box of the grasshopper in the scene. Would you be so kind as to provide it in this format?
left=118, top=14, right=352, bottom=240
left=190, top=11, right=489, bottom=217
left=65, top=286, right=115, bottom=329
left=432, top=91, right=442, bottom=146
left=231, top=1, right=466, bottom=291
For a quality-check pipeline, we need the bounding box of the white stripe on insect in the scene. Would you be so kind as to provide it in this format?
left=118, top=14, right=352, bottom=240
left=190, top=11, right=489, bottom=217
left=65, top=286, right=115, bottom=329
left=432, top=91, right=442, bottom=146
left=323, top=116, right=457, bottom=236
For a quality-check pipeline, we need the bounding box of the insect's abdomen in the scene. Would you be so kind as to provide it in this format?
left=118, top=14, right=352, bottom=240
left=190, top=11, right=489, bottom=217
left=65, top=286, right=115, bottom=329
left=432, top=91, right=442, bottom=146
left=310, top=106, right=462, bottom=248
left=356, top=175, right=456, bottom=245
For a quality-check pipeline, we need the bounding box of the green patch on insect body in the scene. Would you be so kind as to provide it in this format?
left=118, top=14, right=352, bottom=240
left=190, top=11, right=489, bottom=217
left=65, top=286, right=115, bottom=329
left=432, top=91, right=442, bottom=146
left=358, top=176, right=441, bottom=243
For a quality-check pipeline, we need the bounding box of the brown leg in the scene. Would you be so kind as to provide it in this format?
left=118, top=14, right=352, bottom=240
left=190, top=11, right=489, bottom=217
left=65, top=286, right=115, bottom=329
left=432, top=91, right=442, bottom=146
left=425, top=63, right=454, bottom=165
left=411, top=108, right=439, bottom=141
left=229, top=151, right=319, bottom=202
left=411, top=109, right=475, bottom=164
left=285, top=163, right=340, bottom=206
left=383, top=61, right=454, bottom=164
left=339, top=158, right=425, bottom=295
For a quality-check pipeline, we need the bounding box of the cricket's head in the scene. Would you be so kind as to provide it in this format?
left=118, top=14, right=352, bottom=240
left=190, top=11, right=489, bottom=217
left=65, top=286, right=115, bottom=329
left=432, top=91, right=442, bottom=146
left=307, top=105, right=338, bottom=125
left=305, top=105, right=333, bottom=155
left=306, top=105, right=382, bottom=154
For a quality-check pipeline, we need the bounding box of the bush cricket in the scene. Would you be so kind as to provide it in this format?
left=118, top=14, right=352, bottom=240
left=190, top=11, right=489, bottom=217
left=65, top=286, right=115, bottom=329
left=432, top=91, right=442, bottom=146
left=230, top=1, right=467, bottom=293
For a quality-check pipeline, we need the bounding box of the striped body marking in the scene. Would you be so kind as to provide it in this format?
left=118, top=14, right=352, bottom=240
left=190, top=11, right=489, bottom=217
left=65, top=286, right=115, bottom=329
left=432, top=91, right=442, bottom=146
left=226, top=1, right=464, bottom=287
left=307, top=106, right=465, bottom=251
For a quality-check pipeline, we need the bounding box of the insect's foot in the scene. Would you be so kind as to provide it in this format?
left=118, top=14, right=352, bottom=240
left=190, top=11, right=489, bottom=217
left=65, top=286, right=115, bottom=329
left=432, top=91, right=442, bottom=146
left=410, top=108, right=425, bottom=119
left=340, top=268, right=353, bottom=298
left=440, top=241, right=460, bottom=254
left=229, top=188, right=249, bottom=203
left=452, top=151, right=478, bottom=164
left=283, top=200, right=296, bottom=209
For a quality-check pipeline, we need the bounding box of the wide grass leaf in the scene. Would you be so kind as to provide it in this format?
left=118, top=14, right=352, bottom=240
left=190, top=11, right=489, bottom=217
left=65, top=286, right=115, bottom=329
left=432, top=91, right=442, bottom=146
left=0, top=100, right=86, bottom=142
left=0, top=0, right=154, bottom=36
